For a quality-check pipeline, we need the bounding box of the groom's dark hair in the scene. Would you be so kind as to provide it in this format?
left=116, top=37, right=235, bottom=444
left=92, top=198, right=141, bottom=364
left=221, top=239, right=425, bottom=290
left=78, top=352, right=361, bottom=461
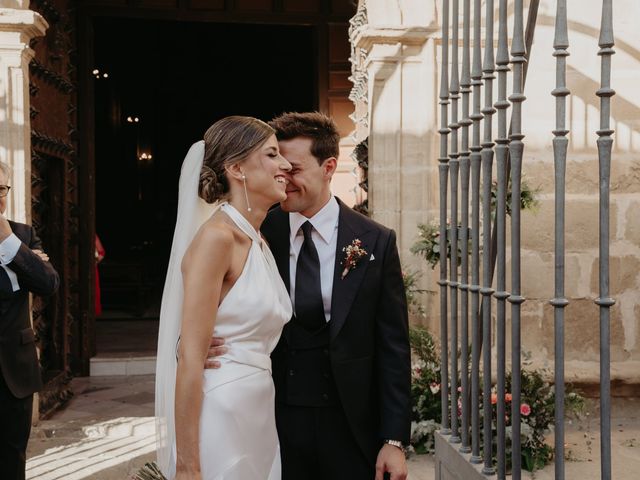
left=269, top=111, right=340, bottom=165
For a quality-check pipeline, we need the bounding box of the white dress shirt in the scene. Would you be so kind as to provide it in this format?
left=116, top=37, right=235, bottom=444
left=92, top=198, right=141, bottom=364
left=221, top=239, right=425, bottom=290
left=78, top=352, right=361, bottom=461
left=289, top=196, right=339, bottom=322
left=0, top=233, right=21, bottom=291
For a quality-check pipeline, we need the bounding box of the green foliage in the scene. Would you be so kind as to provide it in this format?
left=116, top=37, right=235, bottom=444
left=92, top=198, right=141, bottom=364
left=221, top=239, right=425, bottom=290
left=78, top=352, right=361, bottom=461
left=402, top=268, right=427, bottom=319
left=410, top=222, right=466, bottom=270
left=411, top=178, right=540, bottom=269
left=402, top=258, right=585, bottom=472
left=408, top=325, right=442, bottom=454
left=489, top=178, right=541, bottom=217
left=479, top=367, right=586, bottom=472
left=500, top=368, right=585, bottom=472
left=406, top=323, right=587, bottom=472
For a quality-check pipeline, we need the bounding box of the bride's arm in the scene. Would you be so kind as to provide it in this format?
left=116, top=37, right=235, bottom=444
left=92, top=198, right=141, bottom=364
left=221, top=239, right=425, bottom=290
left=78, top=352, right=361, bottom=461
left=174, top=223, right=233, bottom=477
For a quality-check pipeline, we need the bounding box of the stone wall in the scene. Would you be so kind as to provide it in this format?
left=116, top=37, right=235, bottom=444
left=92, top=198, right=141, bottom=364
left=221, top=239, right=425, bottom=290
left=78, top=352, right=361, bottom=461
left=514, top=0, right=640, bottom=377
left=354, top=0, right=640, bottom=383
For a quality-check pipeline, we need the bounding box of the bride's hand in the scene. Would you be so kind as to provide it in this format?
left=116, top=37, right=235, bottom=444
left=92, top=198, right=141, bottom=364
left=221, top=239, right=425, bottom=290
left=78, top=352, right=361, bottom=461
left=205, top=336, right=227, bottom=369
left=175, top=465, right=202, bottom=480
left=175, top=472, right=202, bottom=480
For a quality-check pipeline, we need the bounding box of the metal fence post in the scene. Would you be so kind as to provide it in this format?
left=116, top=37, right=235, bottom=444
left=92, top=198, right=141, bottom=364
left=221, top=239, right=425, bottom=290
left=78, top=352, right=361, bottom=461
left=480, top=0, right=496, bottom=474
left=449, top=0, right=462, bottom=445
left=458, top=0, right=473, bottom=454
left=551, top=1, right=570, bottom=478
left=494, top=0, right=511, bottom=476
left=595, top=1, right=616, bottom=479
left=439, top=0, right=452, bottom=435
left=469, top=0, right=483, bottom=465
left=508, top=0, right=527, bottom=478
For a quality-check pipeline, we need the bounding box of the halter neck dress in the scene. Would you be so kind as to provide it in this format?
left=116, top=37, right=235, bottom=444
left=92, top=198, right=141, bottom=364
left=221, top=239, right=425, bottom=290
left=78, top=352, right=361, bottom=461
left=172, top=202, right=292, bottom=479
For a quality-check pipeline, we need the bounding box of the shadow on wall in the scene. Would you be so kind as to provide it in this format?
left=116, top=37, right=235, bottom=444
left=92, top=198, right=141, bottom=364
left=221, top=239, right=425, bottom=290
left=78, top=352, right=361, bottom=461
left=535, top=14, right=640, bottom=152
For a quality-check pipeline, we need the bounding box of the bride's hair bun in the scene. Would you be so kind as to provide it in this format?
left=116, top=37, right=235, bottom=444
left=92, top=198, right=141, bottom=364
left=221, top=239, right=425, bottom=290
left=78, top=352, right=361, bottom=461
left=199, top=165, right=225, bottom=204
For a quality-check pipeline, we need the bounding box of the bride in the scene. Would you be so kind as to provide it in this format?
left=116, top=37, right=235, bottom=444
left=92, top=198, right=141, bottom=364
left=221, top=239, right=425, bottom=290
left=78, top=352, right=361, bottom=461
left=155, top=116, right=293, bottom=479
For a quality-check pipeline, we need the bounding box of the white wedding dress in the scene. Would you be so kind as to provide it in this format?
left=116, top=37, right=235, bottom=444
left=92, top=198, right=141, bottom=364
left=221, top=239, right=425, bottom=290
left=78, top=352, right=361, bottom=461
left=155, top=141, right=291, bottom=480
left=192, top=203, right=292, bottom=479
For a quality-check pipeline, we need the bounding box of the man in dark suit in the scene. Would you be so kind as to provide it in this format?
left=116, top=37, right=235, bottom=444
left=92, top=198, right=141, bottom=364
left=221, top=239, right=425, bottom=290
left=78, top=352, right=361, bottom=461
left=0, top=161, right=59, bottom=480
left=208, top=112, right=411, bottom=479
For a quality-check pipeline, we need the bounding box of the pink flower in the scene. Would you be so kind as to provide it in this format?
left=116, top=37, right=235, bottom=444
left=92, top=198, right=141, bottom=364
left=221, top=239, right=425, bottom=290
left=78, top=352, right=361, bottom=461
left=505, top=393, right=512, bottom=402
left=429, top=383, right=440, bottom=394
left=520, top=403, right=531, bottom=417
left=491, top=393, right=498, bottom=405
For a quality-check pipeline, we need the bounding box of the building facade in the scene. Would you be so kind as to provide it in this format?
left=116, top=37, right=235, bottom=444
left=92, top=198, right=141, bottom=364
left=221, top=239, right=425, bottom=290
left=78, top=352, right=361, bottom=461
left=351, top=0, right=640, bottom=389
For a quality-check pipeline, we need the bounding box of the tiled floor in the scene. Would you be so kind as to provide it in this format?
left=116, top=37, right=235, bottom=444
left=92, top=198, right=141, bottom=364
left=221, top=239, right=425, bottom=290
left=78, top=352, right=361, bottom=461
left=26, top=375, right=435, bottom=479
left=26, top=375, right=640, bottom=479
left=27, top=376, right=157, bottom=480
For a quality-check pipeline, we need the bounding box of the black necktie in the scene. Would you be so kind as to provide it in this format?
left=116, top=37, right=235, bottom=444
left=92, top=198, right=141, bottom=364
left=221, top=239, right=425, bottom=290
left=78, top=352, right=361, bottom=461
left=294, top=221, right=326, bottom=331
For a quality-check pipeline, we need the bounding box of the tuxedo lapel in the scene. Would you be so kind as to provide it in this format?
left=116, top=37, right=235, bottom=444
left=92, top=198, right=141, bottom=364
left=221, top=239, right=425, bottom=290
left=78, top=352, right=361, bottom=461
left=329, top=201, right=379, bottom=340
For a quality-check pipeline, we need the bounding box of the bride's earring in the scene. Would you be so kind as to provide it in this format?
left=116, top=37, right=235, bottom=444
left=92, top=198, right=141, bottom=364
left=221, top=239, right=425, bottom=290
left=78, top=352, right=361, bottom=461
left=241, top=173, right=252, bottom=212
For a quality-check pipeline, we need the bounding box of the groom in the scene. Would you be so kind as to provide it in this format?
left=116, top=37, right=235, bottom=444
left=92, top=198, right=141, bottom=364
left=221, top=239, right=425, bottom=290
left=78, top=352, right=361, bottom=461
left=211, top=112, right=411, bottom=479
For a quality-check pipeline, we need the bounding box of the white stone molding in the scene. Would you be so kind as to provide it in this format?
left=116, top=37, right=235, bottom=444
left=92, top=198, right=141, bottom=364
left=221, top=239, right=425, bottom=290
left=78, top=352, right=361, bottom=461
left=348, top=2, right=438, bottom=246
left=0, top=8, right=47, bottom=223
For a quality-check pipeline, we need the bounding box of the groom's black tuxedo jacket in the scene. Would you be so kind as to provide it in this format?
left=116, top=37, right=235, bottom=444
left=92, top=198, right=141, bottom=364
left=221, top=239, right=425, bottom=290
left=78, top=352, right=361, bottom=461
left=0, top=220, right=59, bottom=399
left=261, top=199, right=411, bottom=464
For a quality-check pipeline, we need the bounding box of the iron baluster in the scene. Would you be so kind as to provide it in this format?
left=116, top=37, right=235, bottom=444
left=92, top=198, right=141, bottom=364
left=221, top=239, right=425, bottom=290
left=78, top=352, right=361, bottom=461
left=449, top=0, right=461, bottom=444
left=551, top=1, right=571, bottom=478
left=595, top=1, right=615, bottom=478
left=439, top=0, right=452, bottom=436
left=469, top=0, right=483, bottom=464
left=494, top=0, right=510, bottom=476
left=508, top=0, right=527, bottom=477
left=480, top=0, right=496, bottom=474
left=458, top=0, right=472, bottom=454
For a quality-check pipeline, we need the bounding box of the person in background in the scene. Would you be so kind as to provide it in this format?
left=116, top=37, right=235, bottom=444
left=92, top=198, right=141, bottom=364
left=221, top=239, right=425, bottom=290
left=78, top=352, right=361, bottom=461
left=94, top=234, right=106, bottom=317
left=0, top=160, right=59, bottom=480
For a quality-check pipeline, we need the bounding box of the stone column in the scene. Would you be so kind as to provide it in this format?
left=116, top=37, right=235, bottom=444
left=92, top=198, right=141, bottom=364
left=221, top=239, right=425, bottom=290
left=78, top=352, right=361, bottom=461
left=350, top=1, right=439, bottom=258
left=0, top=5, right=47, bottom=223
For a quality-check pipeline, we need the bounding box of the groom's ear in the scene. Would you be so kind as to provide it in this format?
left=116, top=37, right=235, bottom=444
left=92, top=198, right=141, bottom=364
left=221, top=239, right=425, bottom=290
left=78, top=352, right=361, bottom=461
left=321, top=157, right=337, bottom=179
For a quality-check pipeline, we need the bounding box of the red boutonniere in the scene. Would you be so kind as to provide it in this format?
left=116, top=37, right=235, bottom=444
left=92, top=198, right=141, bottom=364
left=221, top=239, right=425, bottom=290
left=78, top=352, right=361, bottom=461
left=341, top=239, right=368, bottom=279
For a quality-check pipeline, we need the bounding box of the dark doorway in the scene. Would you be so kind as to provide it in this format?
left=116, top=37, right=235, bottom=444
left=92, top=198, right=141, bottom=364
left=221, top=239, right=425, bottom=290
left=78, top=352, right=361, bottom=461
left=93, top=18, right=315, bottom=353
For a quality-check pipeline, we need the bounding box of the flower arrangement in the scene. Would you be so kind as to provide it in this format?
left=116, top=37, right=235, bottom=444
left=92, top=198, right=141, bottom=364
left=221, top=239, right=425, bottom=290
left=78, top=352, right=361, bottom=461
left=407, top=323, right=585, bottom=471
left=341, top=238, right=368, bottom=279
left=493, top=368, right=585, bottom=472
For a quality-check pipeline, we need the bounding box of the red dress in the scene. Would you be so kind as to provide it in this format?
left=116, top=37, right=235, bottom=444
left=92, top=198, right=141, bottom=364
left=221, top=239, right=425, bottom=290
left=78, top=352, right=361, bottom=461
left=95, top=235, right=106, bottom=316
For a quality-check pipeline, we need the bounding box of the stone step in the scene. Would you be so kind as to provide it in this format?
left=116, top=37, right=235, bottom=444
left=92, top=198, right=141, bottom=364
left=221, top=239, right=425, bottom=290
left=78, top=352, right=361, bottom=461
left=90, top=355, right=156, bottom=376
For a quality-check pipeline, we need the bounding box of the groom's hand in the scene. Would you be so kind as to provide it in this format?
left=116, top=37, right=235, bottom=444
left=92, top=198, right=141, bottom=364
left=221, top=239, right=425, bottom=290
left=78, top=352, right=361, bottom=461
left=204, top=336, right=227, bottom=369
left=375, top=444, right=408, bottom=480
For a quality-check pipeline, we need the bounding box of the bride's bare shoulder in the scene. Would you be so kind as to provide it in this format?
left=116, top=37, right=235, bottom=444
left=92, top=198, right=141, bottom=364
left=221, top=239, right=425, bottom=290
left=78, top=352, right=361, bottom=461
left=183, top=216, right=235, bottom=270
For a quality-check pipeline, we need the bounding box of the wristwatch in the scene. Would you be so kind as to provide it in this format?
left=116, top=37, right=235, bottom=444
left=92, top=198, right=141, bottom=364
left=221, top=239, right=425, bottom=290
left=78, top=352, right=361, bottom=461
left=383, top=439, right=406, bottom=454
